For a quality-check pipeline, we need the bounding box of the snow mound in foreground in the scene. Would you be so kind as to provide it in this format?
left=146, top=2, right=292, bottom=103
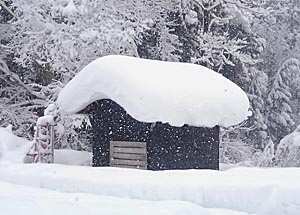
left=0, top=164, right=299, bottom=215
left=57, top=55, right=250, bottom=127
left=0, top=180, right=249, bottom=215
left=0, top=126, right=32, bottom=163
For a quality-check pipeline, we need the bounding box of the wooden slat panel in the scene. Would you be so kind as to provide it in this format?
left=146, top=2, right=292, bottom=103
left=113, top=147, right=146, bottom=154
left=110, top=141, right=147, bottom=170
left=111, top=158, right=146, bottom=166
left=112, top=153, right=146, bottom=160
left=109, top=141, right=114, bottom=167
left=111, top=141, right=146, bottom=148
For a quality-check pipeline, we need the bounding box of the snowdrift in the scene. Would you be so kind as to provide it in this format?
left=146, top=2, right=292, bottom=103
left=0, top=180, right=248, bottom=215
left=0, top=126, right=32, bottom=163
left=0, top=163, right=299, bottom=215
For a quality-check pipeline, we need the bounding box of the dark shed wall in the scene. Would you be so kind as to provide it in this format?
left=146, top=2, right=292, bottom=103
left=90, top=99, right=219, bottom=170
left=148, top=123, right=219, bottom=170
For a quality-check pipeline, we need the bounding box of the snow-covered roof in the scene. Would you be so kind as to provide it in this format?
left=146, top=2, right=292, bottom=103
left=57, top=55, right=250, bottom=127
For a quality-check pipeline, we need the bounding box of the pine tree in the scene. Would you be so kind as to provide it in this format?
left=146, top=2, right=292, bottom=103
left=255, top=0, right=300, bottom=74
left=267, top=58, right=300, bottom=145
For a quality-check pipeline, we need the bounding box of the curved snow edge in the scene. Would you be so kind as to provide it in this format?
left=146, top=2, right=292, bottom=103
left=57, top=55, right=250, bottom=127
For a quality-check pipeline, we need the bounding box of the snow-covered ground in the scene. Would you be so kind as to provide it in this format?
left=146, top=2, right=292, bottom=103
left=0, top=179, right=247, bottom=215
left=0, top=163, right=299, bottom=215
left=1, top=126, right=299, bottom=215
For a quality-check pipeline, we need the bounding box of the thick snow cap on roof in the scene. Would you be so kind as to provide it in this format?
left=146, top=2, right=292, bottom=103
left=57, top=55, right=250, bottom=127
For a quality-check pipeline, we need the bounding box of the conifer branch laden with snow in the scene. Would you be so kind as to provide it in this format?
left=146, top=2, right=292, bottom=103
left=0, top=0, right=17, bottom=19
left=267, top=58, right=300, bottom=145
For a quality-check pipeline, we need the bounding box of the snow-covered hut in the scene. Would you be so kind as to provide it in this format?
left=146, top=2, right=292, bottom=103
left=57, top=55, right=250, bottom=170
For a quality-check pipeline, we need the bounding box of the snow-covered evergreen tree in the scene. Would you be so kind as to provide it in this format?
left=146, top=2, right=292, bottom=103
left=267, top=58, right=300, bottom=145
left=255, top=0, right=300, bottom=75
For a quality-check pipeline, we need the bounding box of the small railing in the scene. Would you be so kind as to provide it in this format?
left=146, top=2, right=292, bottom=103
left=25, top=104, right=56, bottom=163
